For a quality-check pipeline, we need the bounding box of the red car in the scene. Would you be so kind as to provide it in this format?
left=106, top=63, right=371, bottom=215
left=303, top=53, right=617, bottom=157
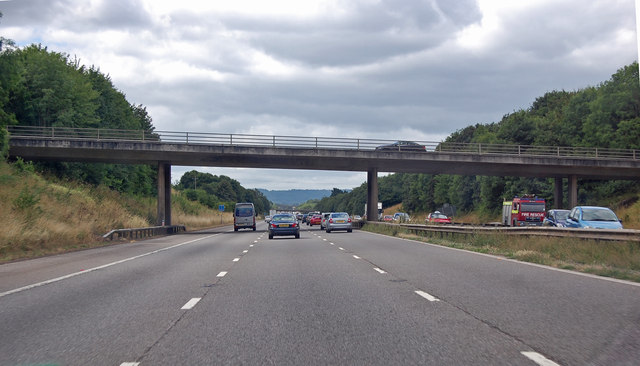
left=426, top=211, right=451, bottom=224
left=308, top=214, right=322, bottom=226
left=383, top=215, right=394, bottom=222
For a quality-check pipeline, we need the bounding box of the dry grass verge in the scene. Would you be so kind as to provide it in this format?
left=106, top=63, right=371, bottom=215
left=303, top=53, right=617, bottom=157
left=363, top=223, right=640, bottom=283
left=0, top=160, right=233, bottom=263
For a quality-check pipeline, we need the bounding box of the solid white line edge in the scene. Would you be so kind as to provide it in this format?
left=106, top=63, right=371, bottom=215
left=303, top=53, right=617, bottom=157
left=361, top=230, right=640, bottom=288
left=0, top=234, right=220, bottom=298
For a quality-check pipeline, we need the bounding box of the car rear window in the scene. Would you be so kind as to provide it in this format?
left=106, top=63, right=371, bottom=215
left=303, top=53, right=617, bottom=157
left=331, top=213, right=349, bottom=219
left=272, top=215, right=295, bottom=222
left=235, top=207, right=253, bottom=217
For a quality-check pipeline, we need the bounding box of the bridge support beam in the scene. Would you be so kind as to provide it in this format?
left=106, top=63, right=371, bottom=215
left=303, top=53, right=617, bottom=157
left=157, top=163, right=171, bottom=226
left=554, top=178, right=563, bottom=209
left=366, top=168, right=379, bottom=221
left=567, top=175, right=578, bottom=209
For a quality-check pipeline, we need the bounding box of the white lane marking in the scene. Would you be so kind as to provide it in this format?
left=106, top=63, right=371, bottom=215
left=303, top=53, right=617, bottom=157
left=374, top=268, right=386, bottom=274
left=233, top=258, right=240, bottom=262
left=217, top=271, right=227, bottom=277
left=0, top=234, right=220, bottom=298
left=339, top=247, right=345, bottom=251
left=322, top=238, right=327, bottom=241
left=330, top=243, right=335, bottom=245
left=362, top=231, right=640, bottom=288
left=249, top=244, right=254, bottom=247
left=243, top=250, right=248, bottom=253
left=353, top=255, right=360, bottom=259
left=120, top=363, right=140, bottom=366
left=181, top=298, right=201, bottom=310
left=521, top=352, right=561, bottom=366
left=253, top=240, right=258, bottom=243
left=415, top=290, right=440, bottom=302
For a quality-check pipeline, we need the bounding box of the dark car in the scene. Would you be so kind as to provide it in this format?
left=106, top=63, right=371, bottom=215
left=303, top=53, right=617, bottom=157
left=268, top=214, right=300, bottom=239
left=375, top=141, right=426, bottom=152
left=542, top=209, right=570, bottom=227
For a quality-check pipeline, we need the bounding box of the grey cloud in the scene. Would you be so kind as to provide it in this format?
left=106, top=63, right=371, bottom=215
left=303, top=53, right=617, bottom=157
left=215, top=0, right=482, bottom=67
left=88, top=0, right=153, bottom=29
left=0, top=0, right=73, bottom=27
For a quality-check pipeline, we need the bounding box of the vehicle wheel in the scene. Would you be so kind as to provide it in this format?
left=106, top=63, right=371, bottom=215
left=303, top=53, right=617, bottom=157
left=326, top=229, right=331, bottom=233
left=234, top=227, right=238, bottom=232
left=295, top=233, right=300, bottom=239
left=269, top=234, right=273, bottom=239
left=253, top=226, right=256, bottom=231
left=347, top=229, right=352, bottom=233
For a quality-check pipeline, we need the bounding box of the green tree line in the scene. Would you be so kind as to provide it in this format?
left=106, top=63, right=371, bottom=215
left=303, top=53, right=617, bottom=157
left=315, top=63, right=640, bottom=217
left=175, top=170, right=271, bottom=214
left=0, top=41, right=157, bottom=195
left=0, top=32, right=270, bottom=210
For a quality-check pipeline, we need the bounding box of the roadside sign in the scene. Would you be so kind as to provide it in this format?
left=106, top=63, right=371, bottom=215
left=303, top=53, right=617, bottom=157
left=219, top=204, right=225, bottom=212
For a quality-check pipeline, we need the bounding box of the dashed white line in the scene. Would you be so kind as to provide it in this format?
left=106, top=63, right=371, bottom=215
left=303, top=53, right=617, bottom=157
left=120, top=363, right=139, bottom=366
left=521, top=352, right=561, bottom=366
left=233, top=258, right=240, bottom=262
left=415, top=290, right=440, bottom=302
left=374, top=268, right=386, bottom=274
left=339, top=247, right=345, bottom=251
left=181, top=298, right=201, bottom=310
left=322, top=238, right=327, bottom=241
left=217, top=271, right=227, bottom=277
left=243, top=250, right=248, bottom=253
left=353, top=255, right=360, bottom=259
left=250, top=244, right=254, bottom=247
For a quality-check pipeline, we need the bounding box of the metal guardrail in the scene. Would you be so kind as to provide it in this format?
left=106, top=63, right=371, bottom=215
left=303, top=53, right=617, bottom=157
left=367, top=222, right=640, bottom=242
left=103, top=225, right=186, bottom=241
left=7, top=126, right=639, bottom=161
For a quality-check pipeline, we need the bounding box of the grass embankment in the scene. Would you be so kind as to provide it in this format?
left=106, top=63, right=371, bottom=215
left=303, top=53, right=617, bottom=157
left=0, top=160, right=232, bottom=263
left=363, top=223, right=640, bottom=283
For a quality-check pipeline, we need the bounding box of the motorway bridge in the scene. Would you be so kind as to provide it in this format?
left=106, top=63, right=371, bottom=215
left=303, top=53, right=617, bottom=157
left=7, top=126, right=640, bottom=225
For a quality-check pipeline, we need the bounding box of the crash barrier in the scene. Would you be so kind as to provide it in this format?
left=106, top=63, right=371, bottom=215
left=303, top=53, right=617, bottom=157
left=366, top=222, right=640, bottom=242
left=103, top=225, right=186, bottom=241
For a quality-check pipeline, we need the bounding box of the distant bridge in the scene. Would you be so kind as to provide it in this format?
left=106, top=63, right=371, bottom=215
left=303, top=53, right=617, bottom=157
left=7, top=126, right=640, bottom=225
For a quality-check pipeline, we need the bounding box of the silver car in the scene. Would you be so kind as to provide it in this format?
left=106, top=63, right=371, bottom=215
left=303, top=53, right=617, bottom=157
left=325, top=212, right=352, bottom=233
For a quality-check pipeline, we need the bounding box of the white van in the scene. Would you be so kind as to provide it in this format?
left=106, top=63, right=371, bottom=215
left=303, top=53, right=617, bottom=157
left=234, top=202, right=256, bottom=231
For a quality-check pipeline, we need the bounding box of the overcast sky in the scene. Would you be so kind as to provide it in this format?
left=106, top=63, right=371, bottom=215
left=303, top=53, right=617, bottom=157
left=1, top=0, right=638, bottom=190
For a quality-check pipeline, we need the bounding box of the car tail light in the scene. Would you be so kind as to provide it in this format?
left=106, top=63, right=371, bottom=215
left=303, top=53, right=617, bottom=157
left=348, top=218, right=352, bottom=223
left=271, top=223, right=277, bottom=228
left=292, top=223, right=297, bottom=228
left=329, top=219, right=333, bottom=223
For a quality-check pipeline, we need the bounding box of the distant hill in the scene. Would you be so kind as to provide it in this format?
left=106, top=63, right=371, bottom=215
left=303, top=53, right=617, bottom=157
left=257, top=189, right=331, bottom=206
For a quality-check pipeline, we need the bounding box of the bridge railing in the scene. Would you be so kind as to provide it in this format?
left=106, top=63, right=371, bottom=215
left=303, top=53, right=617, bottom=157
left=7, top=126, right=639, bottom=160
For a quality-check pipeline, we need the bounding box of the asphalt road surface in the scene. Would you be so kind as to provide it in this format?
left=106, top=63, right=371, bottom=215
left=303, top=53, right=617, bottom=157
left=1, top=222, right=638, bottom=365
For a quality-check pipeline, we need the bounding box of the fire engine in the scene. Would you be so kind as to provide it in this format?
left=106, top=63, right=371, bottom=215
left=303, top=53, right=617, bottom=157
left=502, top=195, right=546, bottom=226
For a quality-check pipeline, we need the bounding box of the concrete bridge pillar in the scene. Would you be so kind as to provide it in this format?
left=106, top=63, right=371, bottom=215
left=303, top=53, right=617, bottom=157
left=567, top=175, right=578, bottom=209
left=157, top=163, right=171, bottom=226
left=554, top=177, right=563, bottom=209
left=366, top=168, right=379, bottom=221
